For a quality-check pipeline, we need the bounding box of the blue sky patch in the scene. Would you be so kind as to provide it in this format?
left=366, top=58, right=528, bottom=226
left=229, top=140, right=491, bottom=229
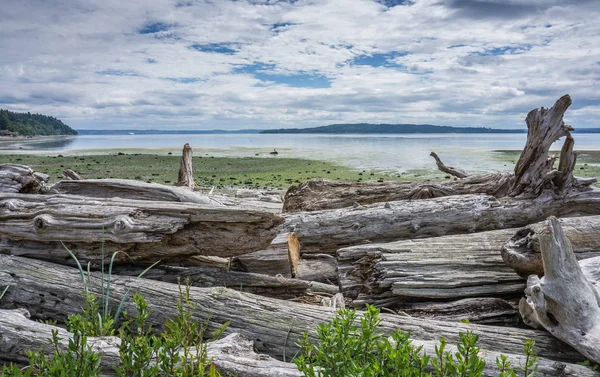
left=96, top=69, right=141, bottom=77
left=377, top=0, right=412, bottom=7
left=234, top=64, right=331, bottom=88
left=190, top=43, right=237, bottom=55
left=139, top=22, right=171, bottom=35
left=164, top=77, right=202, bottom=84
left=474, top=45, right=532, bottom=56
left=350, top=52, right=407, bottom=68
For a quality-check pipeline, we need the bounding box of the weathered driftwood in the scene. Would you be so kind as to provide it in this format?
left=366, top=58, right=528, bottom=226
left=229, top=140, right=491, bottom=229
left=282, top=174, right=514, bottom=212
left=0, top=192, right=283, bottom=264
left=510, top=95, right=596, bottom=197
left=520, top=217, right=600, bottom=363
left=112, top=264, right=339, bottom=299
left=283, top=191, right=600, bottom=254
left=398, top=298, right=520, bottom=326
left=5, top=309, right=596, bottom=377
left=231, top=233, right=336, bottom=283
left=430, top=151, right=468, bottom=178
left=0, top=163, right=48, bottom=193
left=177, top=143, right=196, bottom=189
left=0, top=309, right=301, bottom=377
left=61, top=168, right=82, bottom=180
left=50, top=178, right=282, bottom=212
left=296, top=254, right=338, bottom=284
left=337, top=228, right=525, bottom=306
left=0, top=255, right=594, bottom=376
left=283, top=95, right=595, bottom=213
left=502, top=215, right=600, bottom=276
left=232, top=233, right=293, bottom=277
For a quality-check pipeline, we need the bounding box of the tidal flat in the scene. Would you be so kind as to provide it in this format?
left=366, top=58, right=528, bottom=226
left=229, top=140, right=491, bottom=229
left=2, top=149, right=597, bottom=192
left=0, top=153, right=451, bottom=192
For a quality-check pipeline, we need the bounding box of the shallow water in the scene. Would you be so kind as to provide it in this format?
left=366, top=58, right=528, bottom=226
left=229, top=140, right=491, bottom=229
left=3, top=133, right=600, bottom=174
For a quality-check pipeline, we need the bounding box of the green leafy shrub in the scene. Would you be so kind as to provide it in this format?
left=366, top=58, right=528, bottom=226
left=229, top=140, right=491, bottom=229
left=294, top=305, right=538, bottom=377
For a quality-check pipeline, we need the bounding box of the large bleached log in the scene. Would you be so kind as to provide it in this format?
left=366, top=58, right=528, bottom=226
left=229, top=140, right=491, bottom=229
left=398, top=298, right=520, bottom=326
left=113, top=265, right=339, bottom=299
left=337, top=228, right=525, bottom=306
left=520, top=217, right=600, bottom=364
left=284, top=191, right=600, bottom=254
left=51, top=179, right=282, bottom=212
left=0, top=255, right=595, bottom=377
left=0, top=163, right=49, bottom=193
left=282, top=173, right=514, bottom=212
left=0, top=309, right=301, bottom=377
left=502, top=215, right=600, bottom=276
left=0, top=192, right=283, bottom=264
left=1, top=311, right=596, bottom=377
left=510, top=95, right=596, bottom=198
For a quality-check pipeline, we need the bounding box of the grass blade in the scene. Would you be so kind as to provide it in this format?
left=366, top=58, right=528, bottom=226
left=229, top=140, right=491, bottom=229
left=61, top=241, right=88, bottom=293
left=113, top=259, right=161, bottom=326
left=0, top=285, right=9, bottom=300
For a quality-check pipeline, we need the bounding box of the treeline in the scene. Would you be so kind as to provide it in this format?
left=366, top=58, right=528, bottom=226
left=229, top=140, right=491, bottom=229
left=261, top=123, right=526, bottom=134
left=0, top=109, right=77, bottom=136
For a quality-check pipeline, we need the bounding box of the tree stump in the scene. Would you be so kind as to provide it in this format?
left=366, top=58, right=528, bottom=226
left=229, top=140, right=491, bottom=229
left=177, top=143, right=195, bottom=189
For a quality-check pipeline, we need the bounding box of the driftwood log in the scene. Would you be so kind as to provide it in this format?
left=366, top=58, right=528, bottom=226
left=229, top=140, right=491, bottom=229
left=231, top=233, right=336, bottom=283
left=283, top=95, right=596, bottom=213
left=520, top=217, right=600, bottom=363
left=282, top=173, right=514, bottom=212
left=283, top=191, right=600, bottom=254
left=0, top=309, right=301, bottom=377
left=177, top=143, right=195, bottom=189
left=429, top=151, right=468, bottom=178
left=337, top=228, right=524, bottom=305
left=1, top=310, right=597, bottom=377
left=50, top=178, right=282, bottom=212
left=0, top=254, right=596, bottom=377
left=61, top=168, right=82, bottom=180
left=502, top=215, right=600, bottom=276
left=398, top=298, right=519, bottom=325
left=112, top=264, right=339, bottom=300
left=0, top=163, right=49, bottom=193
left=0, top=192, right=282, bottom=265
left=510, top=95, right=596, bottom=197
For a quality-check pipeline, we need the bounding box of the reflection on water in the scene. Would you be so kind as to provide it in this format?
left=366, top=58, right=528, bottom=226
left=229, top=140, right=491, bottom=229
left=1, top=133, right=599, bottom=174
left=0, top=136, right=76, bottom=151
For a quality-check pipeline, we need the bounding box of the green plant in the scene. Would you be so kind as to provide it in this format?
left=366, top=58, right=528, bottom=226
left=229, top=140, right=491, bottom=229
left=294, top=305, right=539, bottom=377
left=61, top=238, right=159, bottom=334
left=115, top=280, right=229, bottom=377
left=27, top=327, right=101, bottom=377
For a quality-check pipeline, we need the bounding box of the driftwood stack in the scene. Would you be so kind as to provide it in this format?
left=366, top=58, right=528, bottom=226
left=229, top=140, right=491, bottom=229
left=1, top=94, right=600, bottom=375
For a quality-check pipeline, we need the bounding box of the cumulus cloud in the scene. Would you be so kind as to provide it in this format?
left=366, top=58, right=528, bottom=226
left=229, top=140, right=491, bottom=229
left=0, top=0, right=599, bottom=129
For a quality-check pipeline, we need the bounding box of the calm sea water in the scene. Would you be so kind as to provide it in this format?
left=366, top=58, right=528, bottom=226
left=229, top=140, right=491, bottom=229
left=3, top=133, right=600, bottom=174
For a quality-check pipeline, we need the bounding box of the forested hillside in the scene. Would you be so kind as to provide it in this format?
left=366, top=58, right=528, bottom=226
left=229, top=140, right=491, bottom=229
left=0, top=109, right=77, bottom=136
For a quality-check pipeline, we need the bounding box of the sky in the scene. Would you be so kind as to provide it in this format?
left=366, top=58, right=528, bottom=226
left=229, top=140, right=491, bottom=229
left=1, top=0, right=599, bottom=130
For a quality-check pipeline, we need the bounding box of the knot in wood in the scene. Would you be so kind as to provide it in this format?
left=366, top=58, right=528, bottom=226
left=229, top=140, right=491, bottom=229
left=114, top=215, right=132, bottom=233
left=33, top=214, right=52, bottom=231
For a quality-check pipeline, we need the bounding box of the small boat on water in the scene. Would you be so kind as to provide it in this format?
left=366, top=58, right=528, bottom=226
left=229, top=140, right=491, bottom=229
left=270, top=149, right=278, bottom=156
left=128, top=132, right=135, bottom=135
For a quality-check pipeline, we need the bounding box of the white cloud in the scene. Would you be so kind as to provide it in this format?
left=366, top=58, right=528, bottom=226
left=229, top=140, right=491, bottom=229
left=0, top=0, right=599, bottom=129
